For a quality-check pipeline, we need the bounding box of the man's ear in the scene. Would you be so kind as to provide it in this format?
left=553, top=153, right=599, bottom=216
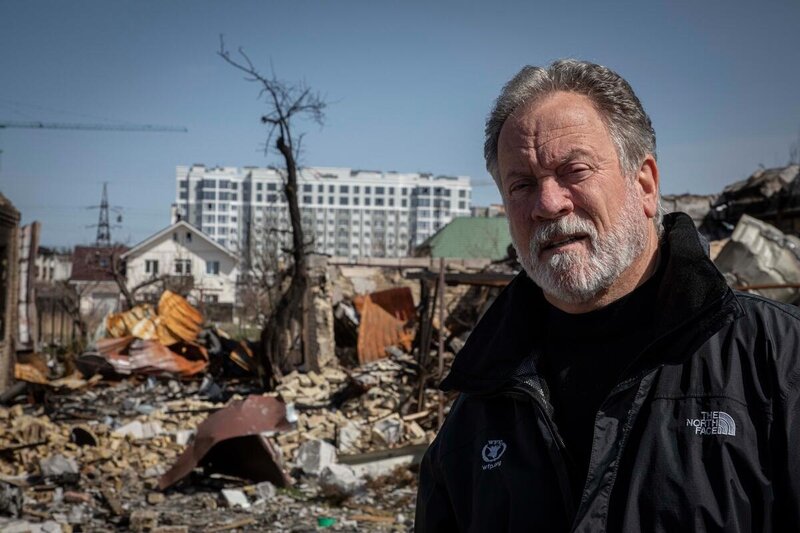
left=637, top=155, right=659, bottom=218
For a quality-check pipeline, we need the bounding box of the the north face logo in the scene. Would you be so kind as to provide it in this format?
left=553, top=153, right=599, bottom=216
left=481, top=440, right=506, bottom=470
left=686, top=411, right=736, bottom=436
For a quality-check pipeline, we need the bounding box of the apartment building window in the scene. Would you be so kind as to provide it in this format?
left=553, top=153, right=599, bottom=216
left=354, top=197, right=360, bottom=206
left=179, top=191, right=188, bottom=199
left=179, top=180, right=188, bottom=189
left=303, top=184, right=313, bottom=192
left=267, top=183, right=277, bottom=191
left=328, top=196, right=335, bottom=204
left=375, top=198, right=385, bottom=206
left=401, top=199, right=407, bottom=207
left=318, top=196, right=324, bottom=204
left=340, top=185, right=349, bottom=193
left=365, top=186, right=371, bottom=194
left=257, top=194, right=263, bottom=202
left=389, top=187, right=395, bottom=195
left=389, top=198, right=394, bottom=207
left=202, top=179, right=216, bottom=188
left=340, top=197, right=349, bottom=205
left=354, top=186, right=360, bottom=193
left=329, top=185, right=335, bottom=193
left=257, top=183, right=263, bottom=190
left=375, top=186, right=385, bottom=194
left=203, top=191, right=215, bottom=200
left=303, top=195, right=312, bottom=204
left=365, top=198, right=371, bottom=206
left=174, top=259, right=192, bottom=275
left=220, top=180, right=230, bottom=189
left=267, top=194, right=277, bottom=202
left=145, top=260, right=159, bottom=275
left=459, top=201, right=466, bottom=209
left=459, top=190, right=466, bottom=198
left=206, top=261, right=220, bottom=275
left=318, top=185, right=324, bottom=192
left=206, top=203, right=214, bottom=210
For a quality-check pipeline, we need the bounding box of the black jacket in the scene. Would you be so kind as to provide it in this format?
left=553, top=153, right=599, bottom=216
left=415, top=213, right=800, bottom=532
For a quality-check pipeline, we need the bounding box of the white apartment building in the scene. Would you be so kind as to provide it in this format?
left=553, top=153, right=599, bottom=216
left=173, top=165, right=472, bottom=263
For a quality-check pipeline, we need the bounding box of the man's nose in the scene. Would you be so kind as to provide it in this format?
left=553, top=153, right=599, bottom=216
left=532, top=177, right=572, bottom=221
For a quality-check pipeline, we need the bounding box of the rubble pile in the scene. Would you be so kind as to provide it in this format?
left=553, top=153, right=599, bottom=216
left=0, top=374, right=421, bottom=531
left=1, top=270, right=490, bottom=531
left=274, top=352, right=438, bottom=461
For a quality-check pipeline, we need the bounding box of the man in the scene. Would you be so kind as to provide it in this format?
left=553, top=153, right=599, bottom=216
left=415, top=60, right=800, bottom=532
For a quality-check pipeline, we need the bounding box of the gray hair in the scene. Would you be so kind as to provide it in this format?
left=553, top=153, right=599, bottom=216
left=484, top=59, right=664, bottom=228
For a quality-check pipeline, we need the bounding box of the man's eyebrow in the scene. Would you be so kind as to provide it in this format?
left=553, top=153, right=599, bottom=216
left=556, top=148, right=593, bottom=165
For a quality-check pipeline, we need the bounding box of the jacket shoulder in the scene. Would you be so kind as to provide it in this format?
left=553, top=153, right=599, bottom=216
left=731, top=291, right=800, bottom=393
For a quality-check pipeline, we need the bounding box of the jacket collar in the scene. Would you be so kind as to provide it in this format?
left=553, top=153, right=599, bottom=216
left=440, top=212, right=741, bottom=394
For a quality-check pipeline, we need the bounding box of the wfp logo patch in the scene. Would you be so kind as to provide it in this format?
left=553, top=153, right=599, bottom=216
left=686, top=411, right=736, bottom=436
left=481, top=439, right=506, bottom=470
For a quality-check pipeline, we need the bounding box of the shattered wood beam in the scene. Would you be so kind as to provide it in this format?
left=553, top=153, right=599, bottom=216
left=405, top=271, right=516, bottom=287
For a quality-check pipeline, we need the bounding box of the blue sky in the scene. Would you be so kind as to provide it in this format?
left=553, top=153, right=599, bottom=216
left=1, top=0, right=798, bottom=247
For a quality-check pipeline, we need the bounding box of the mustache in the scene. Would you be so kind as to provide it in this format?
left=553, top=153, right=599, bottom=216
left=529, top=217, right=597, bottom=256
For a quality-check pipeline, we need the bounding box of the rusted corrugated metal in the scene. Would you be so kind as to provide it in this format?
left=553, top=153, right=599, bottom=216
left=92, top=336, right=207, bottom=377
left=159, top=395, right=293, bottom=490
left=353, top=287, right=416, bottom=364
left=157, top=290, right=203, bottom=344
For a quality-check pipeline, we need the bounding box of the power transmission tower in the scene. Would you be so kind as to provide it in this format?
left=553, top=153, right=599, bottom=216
left=95, top=183, right=111, bottom=247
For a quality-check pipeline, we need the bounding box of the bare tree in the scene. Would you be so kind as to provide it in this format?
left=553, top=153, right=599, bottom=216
left=219, top=37, right=327, bottom=386
left=108, top=251, right=168, bottom=309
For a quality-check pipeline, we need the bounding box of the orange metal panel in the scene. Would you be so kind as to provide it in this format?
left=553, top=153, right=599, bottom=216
left=354, top=287, right=416, bottom=364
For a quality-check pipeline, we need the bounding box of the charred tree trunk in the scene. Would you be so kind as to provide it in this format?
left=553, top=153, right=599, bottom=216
left=218, top=37, right=326, bottom=389
left=259, top=135, right=314, bottom=385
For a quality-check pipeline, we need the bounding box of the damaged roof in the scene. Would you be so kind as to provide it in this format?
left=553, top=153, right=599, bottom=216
left=415, top=217, right=511, bottom=260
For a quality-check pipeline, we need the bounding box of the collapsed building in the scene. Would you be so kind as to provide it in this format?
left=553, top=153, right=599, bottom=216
left=701, top=164, right=800, bottom=239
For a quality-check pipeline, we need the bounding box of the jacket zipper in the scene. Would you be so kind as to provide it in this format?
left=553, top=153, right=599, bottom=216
left=505, top=383, right=578, bottom=521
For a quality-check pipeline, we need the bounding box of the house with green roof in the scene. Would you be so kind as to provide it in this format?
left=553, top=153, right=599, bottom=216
left=414, top=217, right=512, bottom=260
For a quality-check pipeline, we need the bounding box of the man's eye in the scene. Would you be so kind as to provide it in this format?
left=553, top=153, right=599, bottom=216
left=561, top=165, right=591, bottom=178
left=509, top=182, right=531, bottom=194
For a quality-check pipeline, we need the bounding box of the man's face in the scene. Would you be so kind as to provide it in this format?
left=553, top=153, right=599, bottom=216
left=497, top=91, right=656, bottom=311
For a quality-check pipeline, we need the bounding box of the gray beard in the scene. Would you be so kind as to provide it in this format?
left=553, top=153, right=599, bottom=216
left=512, top=186, right=648, bottom=305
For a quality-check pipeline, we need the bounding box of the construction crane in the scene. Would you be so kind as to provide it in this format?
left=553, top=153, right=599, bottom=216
left=0, top=120, right=187, bottom=169
left=0, top=120, right=187, bottom=132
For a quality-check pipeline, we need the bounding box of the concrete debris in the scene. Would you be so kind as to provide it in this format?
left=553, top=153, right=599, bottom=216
left=39, top=454, right=79, bottom=477
left=113, top=420, right=164, bottom=440
left=295, top=439, right=337, bottom=475
left=220, top=489, right=250, bottom=509
left=319, top=464, right=365, bottom=497
left=0, top=519, right=63, bottom=533
left=336, top=421, right=363, bottom=455
left=714, top=214, right=800, bottom=303
left=253, top=480, right=277, bottom=501
left=371, top=415, right=403, bottom=447
left=0, top=482, right=23, bottom=516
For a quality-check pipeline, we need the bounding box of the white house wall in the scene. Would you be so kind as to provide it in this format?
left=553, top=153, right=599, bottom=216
left=126, top=229, right=238, bottom=304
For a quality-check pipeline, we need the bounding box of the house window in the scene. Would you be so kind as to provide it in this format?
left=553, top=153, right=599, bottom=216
left=203, top=294, right=219, bottom=303
left=186, top=232, right=192, bottom=242
left=206, top=261, right=220, bottom=275
left=145, top=260, right=159, bottom=275
left=174, top=259, right=192, bottom=275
